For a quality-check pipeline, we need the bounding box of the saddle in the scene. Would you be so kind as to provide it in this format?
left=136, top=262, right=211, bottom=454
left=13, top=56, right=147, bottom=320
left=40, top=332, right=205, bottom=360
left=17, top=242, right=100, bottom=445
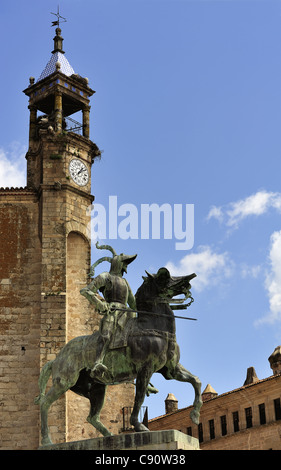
left=109, top=317, right=135, bottom=349
left=109, top=316, right=176, bottom=350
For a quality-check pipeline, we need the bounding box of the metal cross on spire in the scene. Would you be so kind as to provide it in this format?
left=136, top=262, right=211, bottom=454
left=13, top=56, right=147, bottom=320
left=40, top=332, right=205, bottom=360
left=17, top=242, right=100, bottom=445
left=51, top=6, right=67, bottom=27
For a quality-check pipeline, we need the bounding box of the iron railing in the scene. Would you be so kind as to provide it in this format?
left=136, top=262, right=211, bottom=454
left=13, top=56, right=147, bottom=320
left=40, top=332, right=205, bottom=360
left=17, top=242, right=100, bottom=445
left=63, top=115, right=84, bottom=135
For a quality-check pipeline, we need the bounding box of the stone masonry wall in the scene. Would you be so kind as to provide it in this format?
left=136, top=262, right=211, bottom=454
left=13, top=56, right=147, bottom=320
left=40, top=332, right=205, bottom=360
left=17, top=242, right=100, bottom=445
left=0, top=193, right=41, bottom=449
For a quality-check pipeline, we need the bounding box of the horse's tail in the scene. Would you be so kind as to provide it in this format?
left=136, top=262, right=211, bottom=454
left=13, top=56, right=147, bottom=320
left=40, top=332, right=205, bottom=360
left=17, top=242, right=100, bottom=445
left=34, top=360, right=53, bottom=405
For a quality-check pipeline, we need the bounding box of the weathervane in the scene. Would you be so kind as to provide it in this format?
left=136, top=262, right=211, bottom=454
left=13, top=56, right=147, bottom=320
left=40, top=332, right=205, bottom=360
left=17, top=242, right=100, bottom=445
left=51, top=6, right=67, bottom=27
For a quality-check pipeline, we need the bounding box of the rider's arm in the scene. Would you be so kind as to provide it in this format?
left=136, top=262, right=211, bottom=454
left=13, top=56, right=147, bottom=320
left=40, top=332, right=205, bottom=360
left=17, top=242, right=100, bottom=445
left=80, top=273, right=109, bottom=314
left=125, top=279, right=136, bottom=310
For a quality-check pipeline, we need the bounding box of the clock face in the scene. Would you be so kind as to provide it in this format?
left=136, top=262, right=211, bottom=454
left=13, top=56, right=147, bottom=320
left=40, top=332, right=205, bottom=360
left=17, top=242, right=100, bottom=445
left=69, top=159, right=89, bottom=187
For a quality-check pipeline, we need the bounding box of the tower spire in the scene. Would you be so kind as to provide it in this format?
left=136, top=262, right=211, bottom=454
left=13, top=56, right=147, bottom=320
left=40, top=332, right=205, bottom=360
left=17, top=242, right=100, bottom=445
left=52, top=26, right=64, bottom=54
left=51, top=7, right=67, bottom=53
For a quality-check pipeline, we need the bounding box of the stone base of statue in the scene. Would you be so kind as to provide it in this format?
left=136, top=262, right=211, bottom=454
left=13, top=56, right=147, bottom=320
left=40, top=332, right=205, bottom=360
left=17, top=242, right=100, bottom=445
left=39, top=430, right=199, bottom=451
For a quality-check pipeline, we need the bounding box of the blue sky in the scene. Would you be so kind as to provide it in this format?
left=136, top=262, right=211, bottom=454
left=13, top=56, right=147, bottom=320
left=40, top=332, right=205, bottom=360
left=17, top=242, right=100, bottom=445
left=1, top=0, right=281, bottom=420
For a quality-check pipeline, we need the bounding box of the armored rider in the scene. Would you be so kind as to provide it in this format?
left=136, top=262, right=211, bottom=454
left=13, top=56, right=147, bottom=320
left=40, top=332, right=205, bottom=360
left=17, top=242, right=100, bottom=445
left=80, top=242, right=137, bottom=378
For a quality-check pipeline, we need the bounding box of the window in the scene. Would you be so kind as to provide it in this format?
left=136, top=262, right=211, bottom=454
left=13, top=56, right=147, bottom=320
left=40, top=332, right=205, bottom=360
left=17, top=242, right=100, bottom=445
left=220, top=415, right=227, bottom=436
left=209, top=419, right=215, bottom=440
left=245, top=407, right=253, bottom=428
left=198, top=423, right=203, bottom=443
left=259, top=403, right=266, bottom=425
left=187, top=426, right=192, bottom=436
left=232, top=411, right=239, bottom=432
left=274, top=398, right=281, bottom=421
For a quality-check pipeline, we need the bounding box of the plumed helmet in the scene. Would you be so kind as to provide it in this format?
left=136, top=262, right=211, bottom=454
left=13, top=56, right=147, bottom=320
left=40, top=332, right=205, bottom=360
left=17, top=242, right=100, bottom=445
left=89, top=241, right=137, bottom=277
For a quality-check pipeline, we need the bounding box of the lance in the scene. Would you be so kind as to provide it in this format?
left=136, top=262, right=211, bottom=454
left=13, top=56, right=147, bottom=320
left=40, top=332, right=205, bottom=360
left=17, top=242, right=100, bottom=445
left=112, top=307, right=197, bottom=321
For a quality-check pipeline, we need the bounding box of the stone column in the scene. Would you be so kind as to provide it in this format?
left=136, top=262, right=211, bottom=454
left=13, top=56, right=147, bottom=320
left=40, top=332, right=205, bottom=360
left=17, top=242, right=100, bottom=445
left=54, top=91, right=63, bottom=133
left=28, top=104, right=37, bottom=143
left=82, top=105, right=90, bottom=138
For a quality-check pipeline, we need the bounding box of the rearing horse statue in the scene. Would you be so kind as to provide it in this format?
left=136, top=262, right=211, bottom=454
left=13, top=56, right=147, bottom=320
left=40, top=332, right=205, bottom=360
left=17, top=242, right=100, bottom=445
left=35, top=260, right=202, bottom=446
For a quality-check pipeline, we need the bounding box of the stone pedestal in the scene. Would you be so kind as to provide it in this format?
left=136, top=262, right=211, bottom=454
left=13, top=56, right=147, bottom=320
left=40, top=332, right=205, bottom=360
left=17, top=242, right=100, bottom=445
left=39, top=430, right=199, bottom=451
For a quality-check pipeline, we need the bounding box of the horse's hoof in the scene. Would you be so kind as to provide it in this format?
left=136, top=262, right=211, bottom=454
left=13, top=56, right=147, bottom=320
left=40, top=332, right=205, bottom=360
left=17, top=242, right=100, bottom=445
left=134, top=423, right=149, bottom=433
left=190, top=409, right=200, bottom=425
left=41, top=437, right=53, bottom=446
left=146, top=384, right=159, bottom=396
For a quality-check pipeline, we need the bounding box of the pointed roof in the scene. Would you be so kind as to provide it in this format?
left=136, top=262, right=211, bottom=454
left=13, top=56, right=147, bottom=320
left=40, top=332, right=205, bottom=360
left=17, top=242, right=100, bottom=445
left=165, top=393, right=178, bottom=402
left=38, top=51, right=75, bottom=82
left=37, top=27, right=75, bottom=82
left=243, top=366, right=259, bottom=385
left=202, top=384, right=217, bottom=395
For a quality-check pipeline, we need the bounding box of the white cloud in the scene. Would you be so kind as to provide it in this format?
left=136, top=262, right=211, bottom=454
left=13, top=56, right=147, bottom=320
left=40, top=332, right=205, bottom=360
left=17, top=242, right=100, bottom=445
left=0, top=144, right=26, bottom=188
left=256, top=231, right=281, bottom=325
left=241, top=264, right=261, bottom=279
left=166, top=245, right=233, bottom=292
left=207, top=190, right=281, bottom=228
left=207, top=205, right=223, bottom=223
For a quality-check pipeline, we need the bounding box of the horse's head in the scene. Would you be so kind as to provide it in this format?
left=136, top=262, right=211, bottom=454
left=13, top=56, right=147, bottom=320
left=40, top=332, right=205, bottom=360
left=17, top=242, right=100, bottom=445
left=136, top=267, right=196, bottom=310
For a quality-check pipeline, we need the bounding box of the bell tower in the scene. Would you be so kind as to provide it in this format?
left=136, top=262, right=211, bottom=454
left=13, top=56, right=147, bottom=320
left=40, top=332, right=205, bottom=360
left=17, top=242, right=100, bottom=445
left=22, top=23, right=104, bottom=443
left=21, top=22, right=134, bottom=445
left=23, top=26, right=100, bottom=190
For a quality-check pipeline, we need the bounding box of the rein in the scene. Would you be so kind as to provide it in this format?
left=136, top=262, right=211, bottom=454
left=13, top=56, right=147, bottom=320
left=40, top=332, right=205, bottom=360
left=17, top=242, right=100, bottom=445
left=112, top=306, right=197, bottom=321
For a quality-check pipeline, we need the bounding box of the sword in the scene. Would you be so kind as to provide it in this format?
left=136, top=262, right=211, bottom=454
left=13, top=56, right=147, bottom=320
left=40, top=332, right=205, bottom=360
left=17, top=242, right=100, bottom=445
left=112, top=307, right=197, bottom=321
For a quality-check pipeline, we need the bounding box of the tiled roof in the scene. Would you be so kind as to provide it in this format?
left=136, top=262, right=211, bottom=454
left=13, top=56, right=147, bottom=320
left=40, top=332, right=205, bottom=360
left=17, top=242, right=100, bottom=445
left=37, top=51, right=75, bottom=82
left=149, top=373, right=281, bottom=423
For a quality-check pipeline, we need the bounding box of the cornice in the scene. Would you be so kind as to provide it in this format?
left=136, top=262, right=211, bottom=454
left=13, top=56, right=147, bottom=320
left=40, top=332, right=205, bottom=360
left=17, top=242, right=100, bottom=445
left=38, top=183, right=95, bottom=203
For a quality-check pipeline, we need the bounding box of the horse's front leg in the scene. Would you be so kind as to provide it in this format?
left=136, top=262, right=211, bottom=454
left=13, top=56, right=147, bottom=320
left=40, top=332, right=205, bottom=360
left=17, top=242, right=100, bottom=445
left=87, top=382, right=113, bottom=437
left=130, top=366, right=152, bottom=432
left=169, top=363, right=202, bottom=425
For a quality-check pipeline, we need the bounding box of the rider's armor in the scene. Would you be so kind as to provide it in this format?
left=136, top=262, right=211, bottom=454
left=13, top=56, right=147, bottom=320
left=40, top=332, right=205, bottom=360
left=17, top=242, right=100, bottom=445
left=80, top=243, right=137, bottom=378
left=102, top=274, right=129, bottom=305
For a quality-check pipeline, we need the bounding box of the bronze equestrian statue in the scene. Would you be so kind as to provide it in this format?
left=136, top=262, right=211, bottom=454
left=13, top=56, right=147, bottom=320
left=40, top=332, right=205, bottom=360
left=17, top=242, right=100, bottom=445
left=34, top=244, right=202, bottom=446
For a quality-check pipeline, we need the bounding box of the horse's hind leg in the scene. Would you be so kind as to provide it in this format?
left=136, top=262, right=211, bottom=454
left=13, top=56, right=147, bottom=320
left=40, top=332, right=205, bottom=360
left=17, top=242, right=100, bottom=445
left=87, top=382, right=113, bottom=437
left=162, top=363, right=202, bottom=425
left=40, top=381, right=69, bottom=446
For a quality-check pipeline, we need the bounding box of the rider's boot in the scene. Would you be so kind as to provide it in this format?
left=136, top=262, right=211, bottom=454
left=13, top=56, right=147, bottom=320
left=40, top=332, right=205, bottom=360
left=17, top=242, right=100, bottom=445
left=90, top=338, right=111, bottom=379
left=90, top=361, right=108, bottom=377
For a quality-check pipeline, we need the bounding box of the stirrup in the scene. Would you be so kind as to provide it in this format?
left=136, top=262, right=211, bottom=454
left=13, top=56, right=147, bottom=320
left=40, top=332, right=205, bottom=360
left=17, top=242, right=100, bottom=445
left=90, top=362, right=108, bottom=378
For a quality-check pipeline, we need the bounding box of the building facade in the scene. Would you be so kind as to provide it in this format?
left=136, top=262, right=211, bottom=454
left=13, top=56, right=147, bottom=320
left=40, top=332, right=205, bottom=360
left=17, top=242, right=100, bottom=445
left=148, top=346, right=281, bottom=450
left=0, top=26, right=134, bottom=450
